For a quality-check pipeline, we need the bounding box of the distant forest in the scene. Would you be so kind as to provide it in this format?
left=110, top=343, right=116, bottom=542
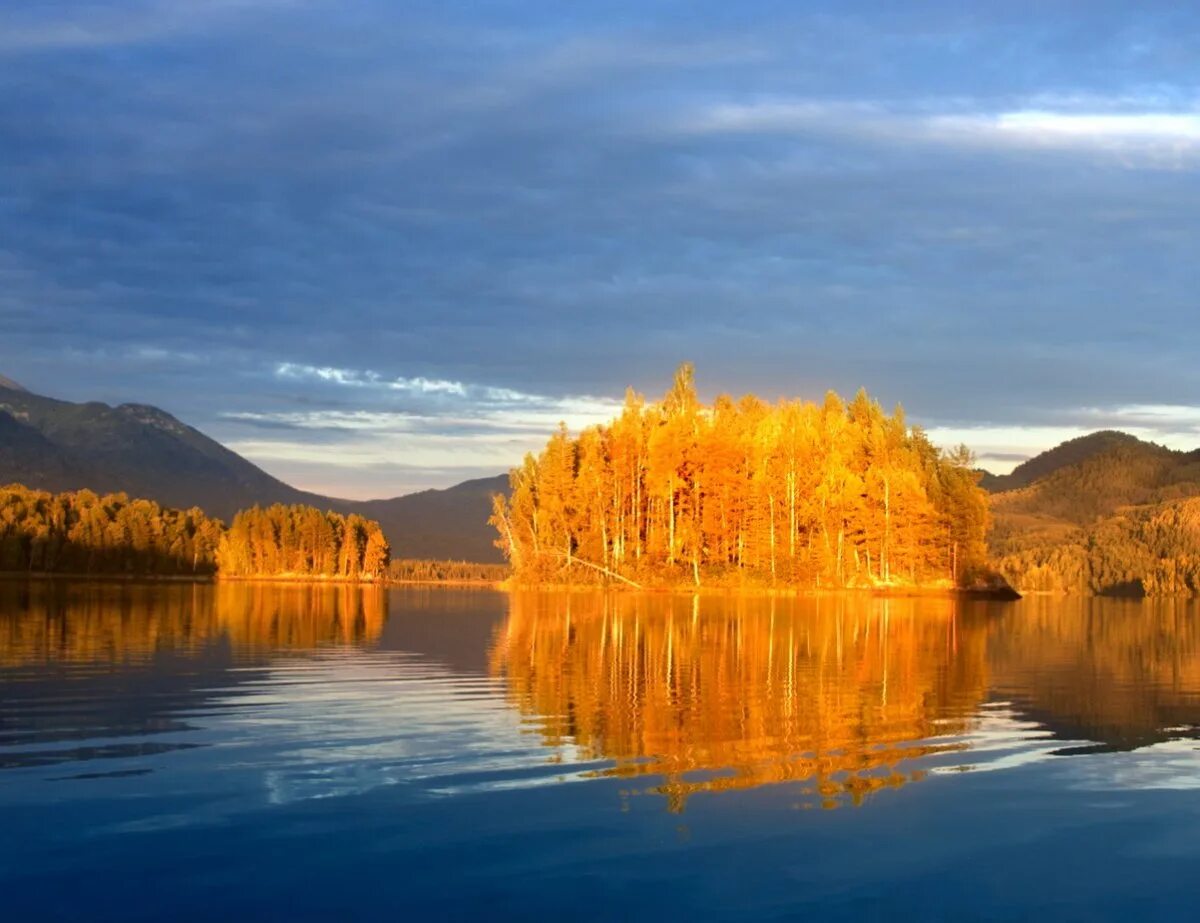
left=388, top=559, right=508, bottom=583
left=19, top=378, right=1200, bottom=596
left=218, top=505, right=389, bottom=579
left=491, top=364, right=990, bottom=589
left=989, top=437, right=1200, bottom=597
left=0, top=485, right=390, bottom=579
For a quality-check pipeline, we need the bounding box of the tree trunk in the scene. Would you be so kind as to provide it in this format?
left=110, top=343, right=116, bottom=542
left=788, top=468, right=796, bottom=562
left=769, top=493, right=777, bottom=583
left=883, top=474, right=891, bottom=583
left=668, top=479, right=676, bottom=566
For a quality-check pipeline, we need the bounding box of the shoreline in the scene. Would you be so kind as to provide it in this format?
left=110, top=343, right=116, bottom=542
left=216, top=575, right=505, bottom=589
left=0, top=571, right=216, bottom=584
left=0, top=572, right=504, bottom=590
left=499, top=580, right=1022, bottom=600
left=2, top=573, right=1182, bottom=600
left=386, top=578, right=507, bottom=589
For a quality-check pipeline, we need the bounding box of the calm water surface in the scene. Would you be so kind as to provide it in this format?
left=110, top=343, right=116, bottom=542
left=2, top=581, right=1200, bottom=921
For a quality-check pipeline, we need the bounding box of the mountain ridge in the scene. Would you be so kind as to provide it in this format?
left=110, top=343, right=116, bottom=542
left=986, top=431, right=1200, bottom=595
left=7, top=374, right=1200, bottom=580
left=0, top=378, right=507, bottom=562
left=979, top=430, right=1156, bottom=492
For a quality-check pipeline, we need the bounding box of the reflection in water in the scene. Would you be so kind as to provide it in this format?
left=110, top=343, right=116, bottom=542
left=0, top=584, right=531, bottom=812
left=491, top=592, right=993, bottom=811
left=7, top=585, right=1200, bottom=920
left=3, top=584, right=1200, bottom=814
left=0, top=581, right=386, bottom=667
left=0, top=582, right=387, bottom=772
left=988, top=596, right=1200, bottom=752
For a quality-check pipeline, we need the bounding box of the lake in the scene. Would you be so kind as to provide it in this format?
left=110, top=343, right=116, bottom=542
left=2, top=581, right=1200, bottom=921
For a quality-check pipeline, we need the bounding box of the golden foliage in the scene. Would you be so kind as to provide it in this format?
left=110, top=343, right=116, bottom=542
left=491, top=364, right=990, bottom=589
left=0, top=484, right=223, bottom=575
left=216, top=505, right=390, bottom=579
left=0, top=484, right=390, bottom=580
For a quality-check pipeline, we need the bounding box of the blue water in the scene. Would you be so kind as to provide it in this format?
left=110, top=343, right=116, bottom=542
left=2, top=581, right=1200, bottom=921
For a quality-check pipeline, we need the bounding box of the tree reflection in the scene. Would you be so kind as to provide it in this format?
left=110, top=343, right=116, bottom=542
left=987, top=597, right=1200, bottom=751
left=491, top=592, right=991, bottom=811
left=0, top=581, right=387, bottom=667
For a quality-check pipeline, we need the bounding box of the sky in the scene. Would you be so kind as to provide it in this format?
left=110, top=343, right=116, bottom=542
left=2, top=1, right=1199, bottom=499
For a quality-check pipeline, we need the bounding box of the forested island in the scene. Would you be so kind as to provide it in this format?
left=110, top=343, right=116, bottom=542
left=490, top=364, right=990, bottom=590
left=10, top=369, right=1200, bottom=597
left=0, top=485, right=390, bottom=580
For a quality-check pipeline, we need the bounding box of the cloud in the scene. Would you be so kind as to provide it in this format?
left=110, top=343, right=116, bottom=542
left=930, top=110, right=1200, bottom=167
left=203, top=362, right=624, bottom=496
left=1076, top=403, right=1200, bottom=435
left=973, top=111, right=1200, bottom=144
left=0, top=1, right=310, bottom=52
left=979, top=452, right=1032, bottom=465
left=3, top=3, right=1200, bottom=496
left=269, top=362, right=620, bottom=415
left=276, top=363, right=468, bottom=397
left=926, top=403, right=1200, bottom=474
left=675, top=98, right=1200, bottom=166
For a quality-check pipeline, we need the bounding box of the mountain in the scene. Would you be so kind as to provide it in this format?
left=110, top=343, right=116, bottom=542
left=0, top=379, right=327, bottom=518
left=360, top=475, right=508, bottom=563
left=9, top=376, right=1200, bottom=583
left=980, top=430, right=1149, bottom=492
left=0, top=378, right=508, bottom=562
left=988, top=432, right=1200, bottom=596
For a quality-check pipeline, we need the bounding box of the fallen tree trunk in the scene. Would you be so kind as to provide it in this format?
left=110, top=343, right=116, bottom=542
left=541, top=551, right=643, bottom=589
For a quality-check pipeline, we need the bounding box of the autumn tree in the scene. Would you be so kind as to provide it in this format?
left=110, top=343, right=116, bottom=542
left=493, top=364, right=991, bottom=589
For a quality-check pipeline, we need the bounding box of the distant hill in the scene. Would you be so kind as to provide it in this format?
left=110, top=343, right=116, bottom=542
left=0, top=379, right=328, bottom=517
left=980, top=430, right=1149, bottom=493
left=0, top=378, right=508, bottom=563
left=358, top=475, right=508, bottom=563
left=988, top=431, right=1200, bottom=595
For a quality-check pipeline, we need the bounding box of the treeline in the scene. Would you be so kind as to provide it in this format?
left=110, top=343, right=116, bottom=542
left=0, top=485, right=390, bottom=580
left=0, top=485, right=223, bottom=575
left=216, top=506, right=390, bottom=579
left=388, top=559, right=508, bottom=583
left=994, top=498, right=1200, bottom=596
left=989, top=439, right=1200, bottom=596
left=491, top=364, right=989, bottom=588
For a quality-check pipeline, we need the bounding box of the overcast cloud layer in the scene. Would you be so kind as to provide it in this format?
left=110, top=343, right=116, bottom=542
left=2, top=1, right=1199, bottom=498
